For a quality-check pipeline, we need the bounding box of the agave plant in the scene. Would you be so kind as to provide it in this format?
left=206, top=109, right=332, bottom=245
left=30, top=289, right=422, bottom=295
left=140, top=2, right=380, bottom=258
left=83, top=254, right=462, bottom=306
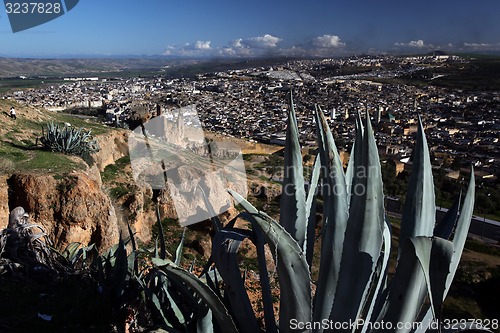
left=40, top=121, right=100, bottom=156
left=141, top=92, right=488, bottom=333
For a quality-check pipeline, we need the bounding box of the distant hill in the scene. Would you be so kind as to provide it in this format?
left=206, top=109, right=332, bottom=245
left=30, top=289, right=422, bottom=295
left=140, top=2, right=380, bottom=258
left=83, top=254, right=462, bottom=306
left=0, top=56, right=308, bottom=78
left=0, top=57, right=189, bottom=78
left=427, top=50, right=448, bottom=56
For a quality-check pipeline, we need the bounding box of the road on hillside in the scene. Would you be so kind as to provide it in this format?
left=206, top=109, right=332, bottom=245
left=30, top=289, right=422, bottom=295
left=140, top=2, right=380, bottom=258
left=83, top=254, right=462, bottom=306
left=386, top=210, right=500, bottom=244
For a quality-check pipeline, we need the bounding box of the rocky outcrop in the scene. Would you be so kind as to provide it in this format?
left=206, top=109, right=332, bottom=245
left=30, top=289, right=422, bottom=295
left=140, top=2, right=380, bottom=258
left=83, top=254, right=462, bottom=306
left=0, top=175, right=9, bottom=229
left=93, top=130, right=129, bottom=171
left=5, top=172, right=119, bottom=251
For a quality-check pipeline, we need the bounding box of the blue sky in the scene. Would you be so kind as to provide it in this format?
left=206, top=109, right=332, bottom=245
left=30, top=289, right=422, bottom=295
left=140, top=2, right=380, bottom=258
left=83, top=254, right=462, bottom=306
left=1, top=0, right=500, bottom=57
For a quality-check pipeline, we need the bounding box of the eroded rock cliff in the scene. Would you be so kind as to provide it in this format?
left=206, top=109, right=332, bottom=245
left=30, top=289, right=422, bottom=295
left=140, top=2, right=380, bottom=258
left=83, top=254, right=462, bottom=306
left=4, top=171, right=119, bottom=251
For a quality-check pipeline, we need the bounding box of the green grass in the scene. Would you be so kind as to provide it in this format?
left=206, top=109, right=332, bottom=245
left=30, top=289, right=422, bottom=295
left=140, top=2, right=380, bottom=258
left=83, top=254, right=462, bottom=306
left=109, top=185, right=130, bottom=199
left=0, top=145, right=28, bottom=162
left=0, top=142, right=86, bottom=173
left=101, top=155, right=131, bottom=182
left=23, top=150, right=86, bottom=172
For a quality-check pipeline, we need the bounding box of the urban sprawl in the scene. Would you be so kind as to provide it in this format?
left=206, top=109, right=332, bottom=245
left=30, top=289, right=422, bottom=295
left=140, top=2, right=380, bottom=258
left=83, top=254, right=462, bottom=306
left=4, top=54, right=499, bottom=183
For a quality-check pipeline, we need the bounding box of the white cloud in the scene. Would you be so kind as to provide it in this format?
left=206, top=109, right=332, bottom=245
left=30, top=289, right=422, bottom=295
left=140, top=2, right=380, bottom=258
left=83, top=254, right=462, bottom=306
left=463, top=42, right=494, bottom=49
left=312, top=35, right=345, bottom=48
left=230, top=39, right=244, bottom=49
left=194, top=41, right=211, bottom=50
left=221, top=34, right=282, bottom=56
left=239, top=34, right=281, bottom=48
left=163, top=40, right=212, bottom=56
left=163, top=33, right=349, bottom=58
left=395, top=39, right=427, bottom=48
left=458, top=42, right=500, bottom=52
left=409, top=40, right=425, bottom=48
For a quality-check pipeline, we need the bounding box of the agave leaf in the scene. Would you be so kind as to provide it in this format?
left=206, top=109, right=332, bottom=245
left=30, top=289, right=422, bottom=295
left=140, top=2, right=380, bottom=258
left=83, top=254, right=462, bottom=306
left=241, top=212, right=278, bottom=333
left=159, top=273, right=188, bottom=327
left=113, top=235, right=128, bottom=300
left=212, top=229, right=260, bottom=333
left=202, top=266, right=222, bottom=299
left=361, top=220, right=391, bottom=333
left=375, top=237, right=453, bottom=333
left=126, top=220, right=137, bottom=252
left=345, top=112, right=364, bottom=207
left=305, top=155, right=320, bottom=267
left=414, top=169, right=477, bottom=331
left=78, top=243, right=96, bottom=265
left=62, top=242, right=83, bottom=262
left=126, top=220, right=139, bottom=275
left=153, top=258, right=239, bottom=333
left=154, top=237, right=159, bottom=259
left=329, top=112, right=385, bottom=328
left=448, top=168, right=475, bottom=287
left=374, top=237, right=428, bottom=332
left=279, top=91, right=307, bottom=248
left=399, top=116, right=435, bottom=258
left=433, top=192, right=461, bottom=240
left=229, top=190, right=312, bottom=333
left=199, top=184, right=223, bottom=233
left=155, top=203, right=167, bottom=260
left=411, top=237, right=453, bottom=322
left=135, top=274, right=171, bottom=326
left=197, top=308, right=214, bottom=333
left=154, top=268, right=202, bottom=313
left=313, top=105, right=349, bottom=327
left=174, top=228, right=186, bottom=266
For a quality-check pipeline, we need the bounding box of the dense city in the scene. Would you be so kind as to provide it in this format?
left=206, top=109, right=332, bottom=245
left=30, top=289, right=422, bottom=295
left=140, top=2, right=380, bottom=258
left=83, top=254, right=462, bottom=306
left=4, top=54, right=498, bottom=188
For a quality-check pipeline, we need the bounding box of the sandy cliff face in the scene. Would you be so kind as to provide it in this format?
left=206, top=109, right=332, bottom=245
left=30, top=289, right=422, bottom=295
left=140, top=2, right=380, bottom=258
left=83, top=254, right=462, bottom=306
left=93, top=130, right=129, bottom=171
left=0, top=175, right=9, bottom=229
left=3, top=171, right=119, bottom=251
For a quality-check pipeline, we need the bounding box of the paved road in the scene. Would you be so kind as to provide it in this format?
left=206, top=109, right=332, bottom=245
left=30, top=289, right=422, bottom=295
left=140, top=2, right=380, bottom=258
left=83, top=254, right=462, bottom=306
left=468, top=217, right=500, bottom=244
left=386, top=208, right=500, bottom=244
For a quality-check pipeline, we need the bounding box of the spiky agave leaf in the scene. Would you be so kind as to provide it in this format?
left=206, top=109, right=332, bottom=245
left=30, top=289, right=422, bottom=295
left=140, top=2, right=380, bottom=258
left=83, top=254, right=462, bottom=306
left=447, top=166, right=475, bottom=295
left=374, top=237, right=453, bottom=333
left=361, top=220, right=392, bottom=333
left=313, top=105, right=349, bottom=328
left=240, top=212, right=278, bottom=333
left=155, top=203, right=167, bottom=260
left=433, top=192, right=461, bottom=240
left=280, top=91, right=307, bottom=249
left=174, top=228, right=186, bottom=266
left=345, top=112, right=364, bottom=207
left=398, top=116, right=435, bottom=258
left=152, top=258, right=239, bottom=333
left=328, top=112, right=385, bottom=330
left=229, top=190, right=312, bottom=333
left=197, top=308, right=215, bottom=333
left=212, top=229, right=261, bottom=333
left=305, top=155, right=321, bottom=267
left=414, top=168, right=476, bottom=333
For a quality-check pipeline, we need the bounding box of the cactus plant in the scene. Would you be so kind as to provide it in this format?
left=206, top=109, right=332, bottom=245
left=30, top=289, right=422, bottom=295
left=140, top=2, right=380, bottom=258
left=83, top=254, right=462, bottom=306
left=39, top=121, right=100, bottom=156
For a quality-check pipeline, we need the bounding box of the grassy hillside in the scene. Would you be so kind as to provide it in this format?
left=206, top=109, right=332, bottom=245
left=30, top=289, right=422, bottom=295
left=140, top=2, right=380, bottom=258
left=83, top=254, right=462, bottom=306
left=0, top=99, right=111, bottom=174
